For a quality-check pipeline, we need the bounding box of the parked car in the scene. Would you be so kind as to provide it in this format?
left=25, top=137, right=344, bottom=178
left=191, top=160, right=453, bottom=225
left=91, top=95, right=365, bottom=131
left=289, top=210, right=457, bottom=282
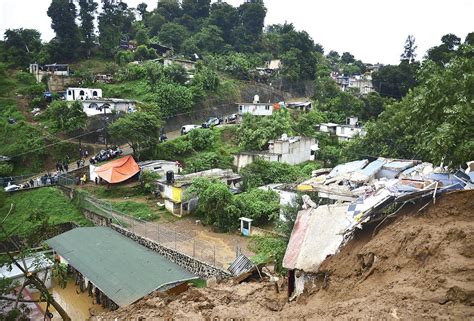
left=4, top=184, right=20, bottom=192
left=202, top=117, right=220, bottom=128
left=181, top=124, right=200, bottom=135
left=89, top=146, right=123, bottom=164
left=226, top=114, right=238, bottom=124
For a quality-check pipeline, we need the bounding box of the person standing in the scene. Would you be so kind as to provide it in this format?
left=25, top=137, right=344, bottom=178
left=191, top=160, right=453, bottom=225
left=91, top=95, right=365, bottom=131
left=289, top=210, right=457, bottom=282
left=64, top=161, right=69, bottom=172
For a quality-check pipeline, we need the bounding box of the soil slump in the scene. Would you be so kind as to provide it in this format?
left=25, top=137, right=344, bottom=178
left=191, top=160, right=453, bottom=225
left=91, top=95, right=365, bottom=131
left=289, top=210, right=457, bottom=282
left=95, top=191, right=474, bottom=320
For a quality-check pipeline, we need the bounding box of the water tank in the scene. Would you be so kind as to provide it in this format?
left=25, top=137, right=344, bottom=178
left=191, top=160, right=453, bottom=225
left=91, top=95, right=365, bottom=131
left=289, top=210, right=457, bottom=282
left=166, top=170, right=174, bottom=184
left=253, top=94, right=260, bottom=104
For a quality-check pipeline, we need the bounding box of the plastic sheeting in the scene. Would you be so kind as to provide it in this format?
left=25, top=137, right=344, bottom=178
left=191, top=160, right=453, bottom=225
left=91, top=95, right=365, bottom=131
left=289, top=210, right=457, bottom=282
left=94, top=155, right=140, bottom=184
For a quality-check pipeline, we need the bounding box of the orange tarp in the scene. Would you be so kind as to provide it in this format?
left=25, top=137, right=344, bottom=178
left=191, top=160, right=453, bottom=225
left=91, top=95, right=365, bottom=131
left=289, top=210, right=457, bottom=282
left=95, top=155, right=140, bottom=184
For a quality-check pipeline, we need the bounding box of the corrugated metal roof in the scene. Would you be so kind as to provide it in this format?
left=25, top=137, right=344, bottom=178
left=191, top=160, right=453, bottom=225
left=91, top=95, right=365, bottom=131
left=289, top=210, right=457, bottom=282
left=228, top=254, right=255, bottom=276
left=46, top=227, right=197, bottom=306
left=283, top=204, right=351, bottom=272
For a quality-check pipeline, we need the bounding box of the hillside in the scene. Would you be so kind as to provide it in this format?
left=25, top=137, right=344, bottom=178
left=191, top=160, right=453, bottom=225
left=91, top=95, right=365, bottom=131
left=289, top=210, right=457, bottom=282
left=95, top=190, right=474, bottom=320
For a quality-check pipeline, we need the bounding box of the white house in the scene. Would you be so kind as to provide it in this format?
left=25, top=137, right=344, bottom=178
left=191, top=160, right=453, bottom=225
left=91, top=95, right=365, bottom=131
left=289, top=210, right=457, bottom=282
left=64, top=87, right=103, bottom=101
left=139, top=160, right=178, bottom=177
left=234, top=135, right=318, bottom=171
left=237, top=95, right=276, bottom=117
left=81, top=98, right=136, bottom=116
left=317, top=117, right=366, bottom=142
left=29, top=63, right=70, bottom=82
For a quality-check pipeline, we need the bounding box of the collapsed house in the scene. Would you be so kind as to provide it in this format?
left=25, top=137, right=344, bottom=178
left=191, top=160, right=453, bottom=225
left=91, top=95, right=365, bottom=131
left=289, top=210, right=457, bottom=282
left=284, top=157, right=473, bottom=298
left=156, top=169, right=242, bottom=217
left=234, top=134, right=318, bottom=171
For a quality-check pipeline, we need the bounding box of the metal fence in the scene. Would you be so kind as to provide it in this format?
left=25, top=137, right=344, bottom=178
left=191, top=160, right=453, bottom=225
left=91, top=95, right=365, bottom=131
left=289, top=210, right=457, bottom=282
left=77, top=193, right=236, bottom=268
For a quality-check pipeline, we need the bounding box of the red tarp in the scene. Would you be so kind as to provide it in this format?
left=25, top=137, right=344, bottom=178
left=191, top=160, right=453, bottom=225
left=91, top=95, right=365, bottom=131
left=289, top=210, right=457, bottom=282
left=95, top=155, right=140, bottom=184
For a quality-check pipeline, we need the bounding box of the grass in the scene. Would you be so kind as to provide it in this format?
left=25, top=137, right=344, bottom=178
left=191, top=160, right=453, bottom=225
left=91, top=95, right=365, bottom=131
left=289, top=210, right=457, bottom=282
left=111, top=200, right=161, bottom=222
left=89, top=184, right=144, bottom=199
left=0, top=187, right=92, bottom=239
left=188, top=279, right=207, bottom=288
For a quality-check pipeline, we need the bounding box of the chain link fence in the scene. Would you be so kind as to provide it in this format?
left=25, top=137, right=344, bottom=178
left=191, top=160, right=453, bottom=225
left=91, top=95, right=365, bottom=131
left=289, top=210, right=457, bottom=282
left=75, top=191, right=236, bottom=268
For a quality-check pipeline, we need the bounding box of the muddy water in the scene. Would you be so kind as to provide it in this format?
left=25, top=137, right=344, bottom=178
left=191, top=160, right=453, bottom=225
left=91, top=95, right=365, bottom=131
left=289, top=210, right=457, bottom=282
left=33, top=279, right=108, bottom=320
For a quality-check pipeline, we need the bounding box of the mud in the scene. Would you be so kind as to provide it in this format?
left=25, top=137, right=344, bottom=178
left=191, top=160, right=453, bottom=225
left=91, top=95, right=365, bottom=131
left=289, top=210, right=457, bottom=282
left=95, top=191, right=474, bottom=320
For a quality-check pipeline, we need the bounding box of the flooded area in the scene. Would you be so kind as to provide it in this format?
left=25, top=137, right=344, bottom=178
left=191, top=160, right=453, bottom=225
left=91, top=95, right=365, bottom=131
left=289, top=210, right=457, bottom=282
left=33, top=278, right=108, bottom=320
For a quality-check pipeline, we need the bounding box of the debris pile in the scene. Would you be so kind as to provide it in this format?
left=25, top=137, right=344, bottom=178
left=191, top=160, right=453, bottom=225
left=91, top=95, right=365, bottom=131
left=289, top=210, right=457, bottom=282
left=95, top=190, right=474, bottom=320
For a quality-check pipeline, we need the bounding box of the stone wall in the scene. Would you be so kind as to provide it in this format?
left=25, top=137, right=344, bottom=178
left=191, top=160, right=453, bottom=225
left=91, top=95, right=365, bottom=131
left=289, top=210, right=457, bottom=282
left=111, top=224, right=232, bottom=280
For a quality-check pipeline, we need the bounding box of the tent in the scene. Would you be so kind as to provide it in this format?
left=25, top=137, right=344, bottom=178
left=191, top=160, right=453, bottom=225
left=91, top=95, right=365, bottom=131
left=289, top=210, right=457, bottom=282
left=94, top=155, right=140, bottom=184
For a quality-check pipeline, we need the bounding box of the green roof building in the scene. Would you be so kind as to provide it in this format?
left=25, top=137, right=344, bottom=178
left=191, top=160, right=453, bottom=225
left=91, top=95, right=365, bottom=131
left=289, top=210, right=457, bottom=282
left=46, top=227, right=197, bottom=307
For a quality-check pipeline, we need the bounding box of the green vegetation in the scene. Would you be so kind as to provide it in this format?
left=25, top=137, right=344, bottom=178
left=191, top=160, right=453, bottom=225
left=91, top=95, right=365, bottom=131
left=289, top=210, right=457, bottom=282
left=344, top=47, right=474, bottom=167
left=240, top=159, right=321, bottom=191
left=186, top=177, right=280, bottom=232
left=188, top=278, right=207, bottom=288
left=248, top=236, right=287, bottom=272
left=0, top=187, right=90, bottom=239
left=151, top=127, right=238, bottom=173
left=112, top=200, right=161, bottom=221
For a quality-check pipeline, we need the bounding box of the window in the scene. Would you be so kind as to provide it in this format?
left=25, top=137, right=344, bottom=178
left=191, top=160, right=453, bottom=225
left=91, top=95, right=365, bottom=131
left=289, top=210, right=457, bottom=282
left=92, top=90, right=98, bottom=96
left=68, top=90, right=72, bottom=95
left=265, top=105, right=270, bottom=110
left=79, top=90, right=85, bottom=96
left=239, top=105, right=243, bottom=111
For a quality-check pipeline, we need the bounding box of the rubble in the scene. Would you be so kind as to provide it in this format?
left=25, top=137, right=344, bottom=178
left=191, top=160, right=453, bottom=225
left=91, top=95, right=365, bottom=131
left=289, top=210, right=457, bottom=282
left=94, top=190, right=474, bottom=320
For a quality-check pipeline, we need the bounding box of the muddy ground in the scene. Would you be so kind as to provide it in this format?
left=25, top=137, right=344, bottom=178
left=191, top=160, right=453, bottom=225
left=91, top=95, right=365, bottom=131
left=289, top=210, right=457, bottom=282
left=95, top=190, right=474, bottom=320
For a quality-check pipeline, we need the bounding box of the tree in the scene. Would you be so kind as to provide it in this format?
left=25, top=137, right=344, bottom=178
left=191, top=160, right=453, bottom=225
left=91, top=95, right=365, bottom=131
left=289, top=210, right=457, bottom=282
left=465, top=32, right=474, bottom=46
left=78, top=0, right=98, bottom=58
left=233, top=188, right=280, bottom=226
left=44, top=101, right=87, bottom=133
left=164, top=63, right=188, bottom=84
left=0, top=207, right=71, bottom=320
left=238, top=1, right=267, bottom=38
left=372, top=61, right=418, bottom=99
left=156, top=0, right=182, bottom=22
left=186, top=178, right=236, bottom=232
left=188, top=128, right=215, bottom=150
left=135, top=28, right=149, bottom=46
left=182, top=0, right=211, bottom=19
left=344, top=48, right=474, bottom=168
left=3, top=29, right=42, bottom=67
left=193, top=25, right=225, bottom=53
left=426, top=33, right=462, bottom=65
left=147, top=12, right=166, bottom=36
left=108, top=112, right=162, bottom=159
left=98, top=1, right=135, bottom=58
left=238, top=109, right=293, bottom=151
left=400, top=35, right=417, bottom=63
left=136, top=2, right=148, bottom=21
left=158, top=22, right=187, bottom=51
left=341, top=51, right=355, bottom=64
left=208, top=2, right=239, bottom=44
left=47, top=0, right=81, bottom=61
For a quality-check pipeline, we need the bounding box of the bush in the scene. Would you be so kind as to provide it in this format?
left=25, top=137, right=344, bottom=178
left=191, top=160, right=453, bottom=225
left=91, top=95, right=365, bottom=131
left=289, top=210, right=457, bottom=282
left=189, top=128, right=215, bottom=150
left=234, top=189, right=280, bottom=226
left=249, top=236, right=288, bottom=273
left=139, top=170, right=161, bottom=195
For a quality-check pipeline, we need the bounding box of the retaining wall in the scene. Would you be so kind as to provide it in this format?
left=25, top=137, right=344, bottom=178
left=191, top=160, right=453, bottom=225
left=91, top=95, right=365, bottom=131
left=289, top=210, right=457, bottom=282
left=111, top=224, right=232, bottom=280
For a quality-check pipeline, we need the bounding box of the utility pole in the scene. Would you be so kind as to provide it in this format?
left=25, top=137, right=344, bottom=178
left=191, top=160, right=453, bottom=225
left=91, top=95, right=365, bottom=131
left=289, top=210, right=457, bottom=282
left=103, top=107, right=108, bottom=150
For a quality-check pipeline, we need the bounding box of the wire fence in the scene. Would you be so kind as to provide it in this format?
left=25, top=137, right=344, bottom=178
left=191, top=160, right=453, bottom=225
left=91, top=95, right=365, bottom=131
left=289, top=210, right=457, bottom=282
left=73, top=190, right=236, bottom=269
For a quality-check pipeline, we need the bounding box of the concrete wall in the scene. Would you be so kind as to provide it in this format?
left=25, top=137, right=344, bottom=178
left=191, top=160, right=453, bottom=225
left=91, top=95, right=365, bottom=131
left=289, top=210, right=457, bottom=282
left=278, top=137, right=316, bottom=165
left=111, top=224, right=231, bottom=280
left=233, top=153, right=281, bottom=171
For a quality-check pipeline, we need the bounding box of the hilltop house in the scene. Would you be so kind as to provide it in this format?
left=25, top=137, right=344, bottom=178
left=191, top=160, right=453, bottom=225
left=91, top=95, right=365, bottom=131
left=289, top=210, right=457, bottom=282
left=29, top=63, right=70, bottom=82
left=157, top=168, right=242, bottom=217
left=332, top=72, right=374, bottom=95
left=65, top=87, right=103, bottom=101
left=234, top=135, right=318, bottom=171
